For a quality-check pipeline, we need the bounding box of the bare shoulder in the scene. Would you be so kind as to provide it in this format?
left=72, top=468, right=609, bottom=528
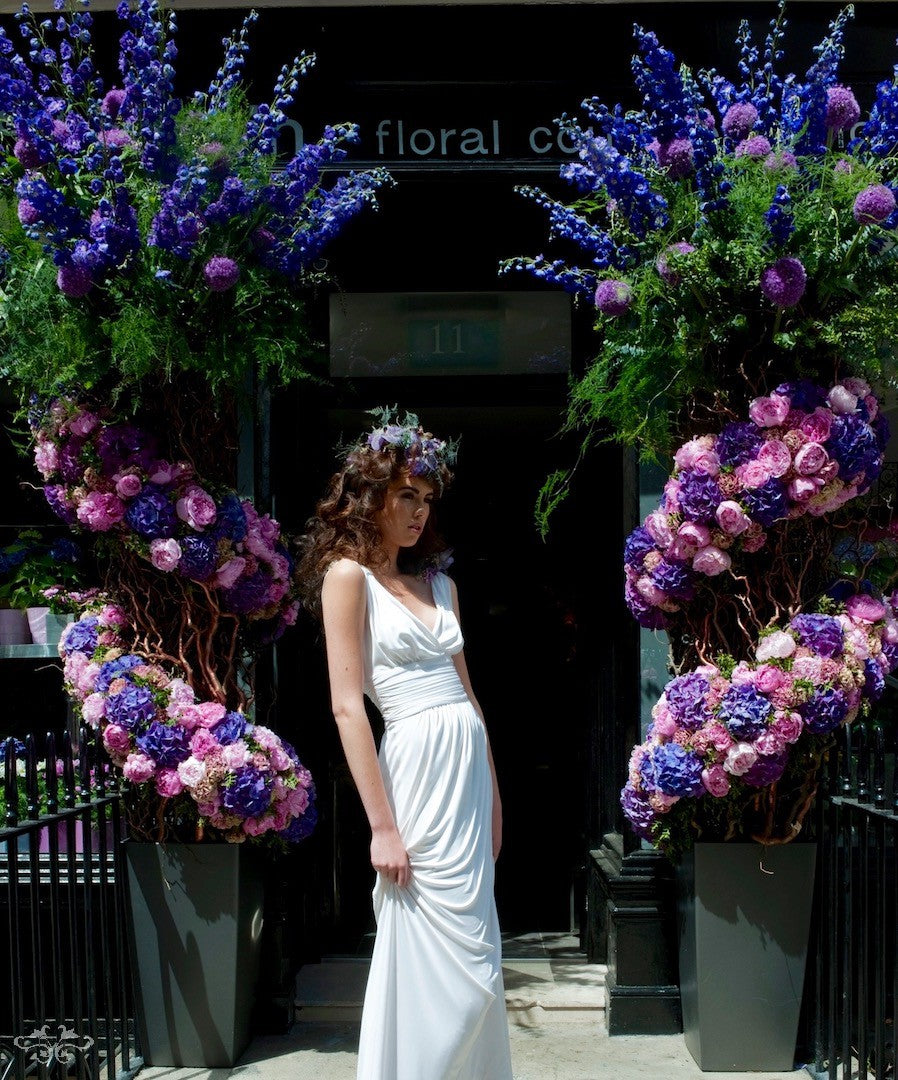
left=321, top=558, right=366, bottom=608
left=324, top=557, right=365, bottom=584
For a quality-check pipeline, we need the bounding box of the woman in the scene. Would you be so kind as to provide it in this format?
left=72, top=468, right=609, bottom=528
left=299, top=410, right=513, bottom=1080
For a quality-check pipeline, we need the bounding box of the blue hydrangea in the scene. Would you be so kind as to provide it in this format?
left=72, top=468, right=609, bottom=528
left=677, top=469, right=722, bottom=523
left=743, top=750, right=789, bottom=788
left=222, top=765, right=272, bottom=817
left=790, top=613, right=844, bottom=658
left=95, top=654, right=143, bottom=692
left=280, top=801, right=318, bottom=843
left=641, top=743, right=705, bottom=798
left=742, top=478, right=789, bottom=528
left=665, top=673, right=711, bottom=730
left=620, top=783, right=656, bottom=840
left=800, top=687, right=850, bottom=734
left=715, top=422, right=764, bottom=467
left=718, top=684, right=773, bottom=740
left=178, top=535, right=218, bottom=581
left=827, top=415, right=881, bottom=483
left=105, top=682, right=157, bottom=730
left=651, top=558, right=696, bottom=601
left=63, top=616, right=99, bottom=656
left=125, top=484, right=177, bottom=539
left=864, top=658, right=885, bottom=701
left=211, top=710, right=248, bottom=746
left=136, top=720, right=192, bottom=767
left=624, top=526, right=656, bottom=568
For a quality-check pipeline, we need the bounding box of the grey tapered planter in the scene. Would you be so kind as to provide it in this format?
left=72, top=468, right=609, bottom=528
left=124, top=841, right=265, bottom=1067
left=676, top=842, right=817, bottom=1072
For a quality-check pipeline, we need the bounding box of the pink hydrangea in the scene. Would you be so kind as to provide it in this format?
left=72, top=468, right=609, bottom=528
left=34, top=439, right=59, bottom=478
left=68, top=411, right=99, bottom=437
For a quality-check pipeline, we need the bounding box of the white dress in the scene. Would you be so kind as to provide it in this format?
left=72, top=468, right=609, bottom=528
left=355, top=564, right=513, bottom=1080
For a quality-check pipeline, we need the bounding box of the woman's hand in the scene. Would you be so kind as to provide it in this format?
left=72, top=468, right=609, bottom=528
left=371, top=825, right=412, bottom=887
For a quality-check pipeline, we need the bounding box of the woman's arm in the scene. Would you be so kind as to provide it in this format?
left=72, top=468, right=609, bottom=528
left=321, top=559, right=411, bottom=886
left=447, top=577, right=503, bottom=862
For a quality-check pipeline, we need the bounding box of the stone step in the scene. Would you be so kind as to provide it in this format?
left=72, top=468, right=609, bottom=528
left=294, top=949, right=607, bottom=1026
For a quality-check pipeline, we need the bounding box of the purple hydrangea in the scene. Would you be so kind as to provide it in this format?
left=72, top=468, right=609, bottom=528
left=742, top=750, right=789, bottom=788
left=211, top=711, right=248, bottom=745
left=651, top=558, right=696, bottom=602
left=203, top=255, right=241, bottom=292
left=124, top=484, right=177, bottom=539
left=97, top=425, right=158, bottom=474
left=826, top=85, right=861, bottom=131
left=827, top=414, right=881, bottom=481
left=790, top=613, right=844, bottom=658
left=63, top=616, right=99, bottom=656
left=760, top=257, right=807, bottom=307
left=45, top=485, right=78, bottom=526
left=800, top=687, right=850, bottom=734
left=136, top=721, right=192, bottom=767
left=222, top=765, right=273, bottom=816
left=677, top=469, right=722, bottom=523
left=59, top=438, right=86, bottom=484
left=222, top=568, right=272, bottom=614
left=642, top=743, right=705, bottom=798
left=774, top=380, right=827, bottom=411
left=620, top=783, right=656, bottom=840
left=56, top=264, right=93, bottom=298
left=178, top=535, right=219, bottom=580
left=95, top=654, right=144, bottom=692
left=882, top=640, right=898, bottom=673
left=853, top=184, right=896, bottom=225
left=718, top=684, right=774, bottom=741
left=864, top=658, right=886, bottom=701
left=594, top=279, right=633, bottom=316
left=625, top=580, right=667, bottom=629
left=665, top=672, right=711, bottom=730
left=210, top=493, right=248, bottom=542
left=721, top=102, right=759, bottom=140
left=105, top=683, right=158, bottom=730
left=715, top=422, right=764, bottom=467
left=624, top=526, right=656, bottom=568
left=280, top=801, right=319, bottom=843
left=742, top=477, right=789, bottom=527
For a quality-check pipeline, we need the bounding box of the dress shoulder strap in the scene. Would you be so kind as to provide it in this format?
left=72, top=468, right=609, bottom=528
left=432, top=571, right=453, bottom=610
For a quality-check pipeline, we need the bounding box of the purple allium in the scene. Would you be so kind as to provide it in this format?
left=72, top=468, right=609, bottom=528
left=764, top=149, right=798, bottom=172
left=742, top=750, right=789, bottom=788
left=790, top=613, right=844, bottom=658
left=211, top=711, right=248, bottom=746
left=656, top=241, right=695, bottom=285
left=853, top=184, right=896, bottom=225
left=665, top=672, right=711, bottom=730
left=624, top=526, right=656, bottom=568
left=136, top=721, right=192, bottom=767
left=620, top=783, right=656, bottom=840
left=741, top=477, right=789, bottom=527
left=63, top=616, right=99, bottom=656
left=826, top=85, right=861, bottom=131
left=718, top=684, right=774, bottom=741
left=106, top=683, right=158, bottom=730
left=834, top=158, right=854, bottom=175
left=721, top=102, right=759, bottom=140
left=760, top=256, right=807, bottom=308
left=658, top=138, right=694, bottom=178
left=595, top=279, right=633, bottom=316
left=203, top=255, right=241, bottom=293
left=97, top=128, right=131, bottom=149
left=57, top=265, right=93, bottom=298
left=101, top=87, right=127, bottom=119
left=715, top=421, right=764, bottom=467
left=222, top=765, right=273, bottom=817
left=735, top=135, right=772, bottom=159
left=651, top=558, right=696, bottom=602
left=124, top=485, right=177, bottom=539
left=13, top=138, right=42, bottom=170
left=800, top=687, right=850, bottom=734
left=644, top=743, right=705, bottom=798
left=677, top=468, right=722, bottom=523
left=17, top=199, right=40, bottom=226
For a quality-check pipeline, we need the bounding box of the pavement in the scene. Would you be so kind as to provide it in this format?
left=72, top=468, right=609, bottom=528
left=136, top=933, right=812, bottom=1080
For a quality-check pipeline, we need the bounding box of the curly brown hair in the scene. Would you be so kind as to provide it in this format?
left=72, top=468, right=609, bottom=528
left=297, top=444, right=453, bottom=620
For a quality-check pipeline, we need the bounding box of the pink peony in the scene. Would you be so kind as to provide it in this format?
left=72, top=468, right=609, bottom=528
left=788, top=476, right=823, bottom=502
left=177, top=757, right=207, bottom=787
left=755, top=630, right=796, bottom=662
left=69, top=411, right=99, bottom=437
left=724, top=742, right=758, bottom=776
left=115, top=473, right=142, bottom=498
left=155, top=768, right=185, bottom=797
left=149, top=538, right=181, bottom=572
left=678, top=521, right=711, bottom=549
left=843, top=376, right=872, bottom=398
left=223, top=741, right=251, bottom=769
left=215, top=556, right=247, bottom=589
left=674, top=435, right=716, bottom=472
left=176, top=485, right=217, bottom=530
left=827, top=384, right=859, bottom=414
left=773, top=712, right=804, bottom=744
left=701, top=765, right=731, bottom=797
left=81, top=693, right=106, bottom=727
left=800, top=408, right=833, bottom=443
left=846, top=594, right=887, bottom=623
left=190, top=729, right=219, bottom=758
left=692, top=545, right=731, bottom=576
left=123, top=752, right=156, bottom=783
left=749, top=394, right=791, bottom=427
left=755, top=729, right=787, bottom=756
left=757, top=439, right=792, bottom=477
left=794, top=442, right=829, bottom=475
left=755, top=664, right=792, bottom=694
left=715, top=500, right=751, bottom=536
left=103, top=724, right=131, bottom=754
left=194, top=702, right=227, bottom=728
left=34, top=440, right=59, bottom=478
left=736, top=460, right=773, bottom=489
left=645, top=510, right=674, bottom=548
left=76, top=492, right=126, bottom=531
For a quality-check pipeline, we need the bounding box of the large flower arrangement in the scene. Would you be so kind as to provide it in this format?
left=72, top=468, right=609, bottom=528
left=0, top=0, right=391, bottom=399
left=504, top=6, right=898, bottom=856
left=60, top=600, right=317, bottom=845
left=503, top=4, right=898, bottom=477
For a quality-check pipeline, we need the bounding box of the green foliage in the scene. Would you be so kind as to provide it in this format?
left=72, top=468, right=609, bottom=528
left=0, top=529, right=86, bottom=610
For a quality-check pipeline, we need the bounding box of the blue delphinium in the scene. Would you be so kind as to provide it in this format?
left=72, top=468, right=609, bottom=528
left=765, top=185, right=795, bottom=246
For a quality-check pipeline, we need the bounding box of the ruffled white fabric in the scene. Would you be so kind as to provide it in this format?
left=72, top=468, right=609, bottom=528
left=355, top=565, right=513, bottom=1080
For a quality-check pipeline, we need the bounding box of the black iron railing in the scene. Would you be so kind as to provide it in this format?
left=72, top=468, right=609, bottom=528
left=0, top=729, right=142, bottom=1080
left=808, top=718, right=898, bottom=1080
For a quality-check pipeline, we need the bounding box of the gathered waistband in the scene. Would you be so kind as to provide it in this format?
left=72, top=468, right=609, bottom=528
left=368, top=659, right=470, bottom=724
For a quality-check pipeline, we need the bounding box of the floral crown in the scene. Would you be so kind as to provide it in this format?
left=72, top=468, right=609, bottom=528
left=346, top=406, right=459, bottom=490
